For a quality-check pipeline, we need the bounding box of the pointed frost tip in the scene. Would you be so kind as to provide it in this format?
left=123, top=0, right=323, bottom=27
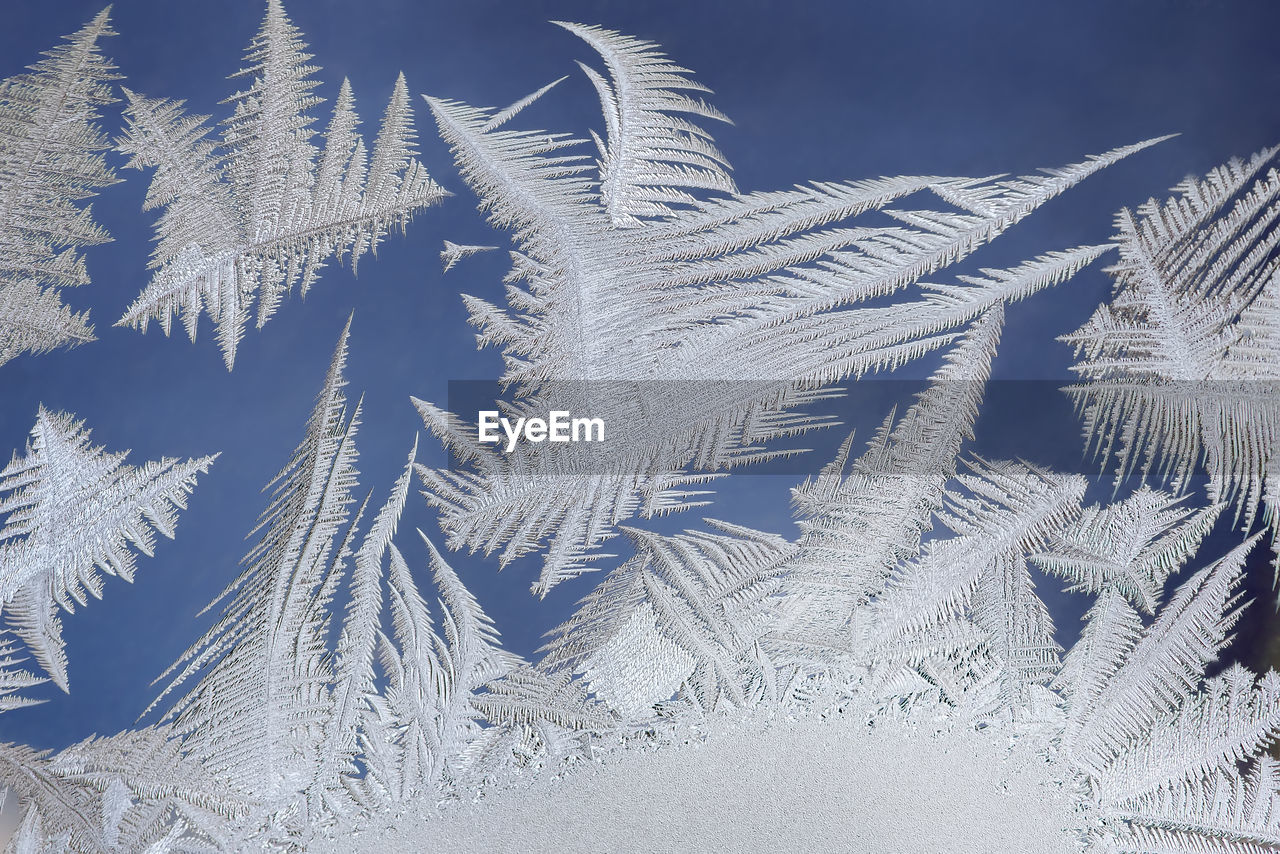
left=550, top=21, right=603, bottom=40
left=481, top=76, right=570, bottom=132
left=1120, top=134, right=1179, bottom=155
left=78, top=6, right=113, bottom=34
left=317, top=316, right=354, bottom=376
left=416, top=527, right=446, bottom=562
left=441, top=240, right=498, bottom=272
left=421, top=94, right=456, bottom=124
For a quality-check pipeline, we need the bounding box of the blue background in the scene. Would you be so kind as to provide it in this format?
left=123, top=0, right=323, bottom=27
left=2, top=0, right=1279, bottom=752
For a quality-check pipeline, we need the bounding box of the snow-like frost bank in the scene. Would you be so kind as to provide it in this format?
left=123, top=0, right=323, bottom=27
left=335, top=712, right=1082, bottom=853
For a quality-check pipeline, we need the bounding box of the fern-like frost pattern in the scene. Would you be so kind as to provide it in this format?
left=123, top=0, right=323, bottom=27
left=4, top=11, right=1280, bottom=854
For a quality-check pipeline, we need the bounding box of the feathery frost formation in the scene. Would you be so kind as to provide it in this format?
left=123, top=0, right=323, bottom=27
left=540, top=521, right=796, bottom=717
left=0, top=9, right=119, bottom=367
left=0, top=726, right=254, bottom=853
left=86, top=320, right=534, bottom=847
left=416, top=22, right=1162, bottom=596
left=775, top=304, right=1006, bottom=659
left=0, top=409, right=214, bottom=702
left=151, top=320, right=366, bottom=819
left=1064, top=146, right=1280, bottom=575
left=115, top=0, right=448, bottom=369
left=5, top=10, right=1280, bottom=854
left=439, top=240, right=497, bottom=274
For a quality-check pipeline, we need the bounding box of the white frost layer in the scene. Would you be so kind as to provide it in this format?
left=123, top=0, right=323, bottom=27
left=334, top=712, right=1082, bottom=853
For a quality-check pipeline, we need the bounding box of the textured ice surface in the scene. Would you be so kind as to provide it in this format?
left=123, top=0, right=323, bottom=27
left=337, top=713, right=1079, bottom=853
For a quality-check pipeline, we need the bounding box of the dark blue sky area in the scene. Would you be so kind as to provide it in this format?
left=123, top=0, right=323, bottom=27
left=1, top=0, right=1278, bottom=751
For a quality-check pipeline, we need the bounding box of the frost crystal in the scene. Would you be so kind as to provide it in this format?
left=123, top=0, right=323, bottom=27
left=4, top=12, right=1280, bottom=854
left=0, top=409, right=214, bottom=695
left=115, top=0, right=447, bottom=368
left=1064, top=146, right=1280, bottom=577
left=0, top=9, right=119, bottom=366
left=417, top=23, right=1162, bottom=594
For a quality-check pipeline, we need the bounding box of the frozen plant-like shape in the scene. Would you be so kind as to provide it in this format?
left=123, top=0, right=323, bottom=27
left=350, top=532, right=526, bottom=808
left=540, top=521, right=795, bottom=716
left=307, top=437, right=418, bottom=819
left=872, top=457, right=1084, bottom=708
left=774, top=304, right=1006, bottom=662
left=0, top=408, right=215, bottom=695
left=1063, top=145, right=1280, bottom=576
left=0, top=9, right=120, bottom=366
left=440, top=240, right=497, bottom=274
left=151, top=319, right=364, bottom=818
left=418, top=22, right=1163, bottom=595
left=115, top=0, right=448, bottom=369
left=141, top=321, right=531, bottom=844
left=0, top=725, right=254, bottom=852
left=1050, top=532, right=1279, bottom=851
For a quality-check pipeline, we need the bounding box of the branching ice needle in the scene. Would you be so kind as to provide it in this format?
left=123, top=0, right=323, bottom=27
left=440, top=240, right=498, bottom=273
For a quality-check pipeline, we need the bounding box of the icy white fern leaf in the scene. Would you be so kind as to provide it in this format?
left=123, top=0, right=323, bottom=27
left=0, top=408, right=214, bottom=693
left=152, top=319, right=362, bottom=808
left=359, top=532, right=523, bottom=805
left=1095, top=665, right=1280, bottom=807
left=774, top=304, right=1006, bottom=660
left=1033, top=487, right=1221, bottom=752
left=48, top=726, right=256, bottom=853
left=540, top=521, right=795, bottom=716
left=418, top=21, right=1159, bottom=594
left=115, top=0, right=447, bottom=369
left=1033, top=487, right=1221, bottom=615
left=440, top=240, right=496, bottom=273
left=1063, top=146, right=1280, bottom=572
left=1053, top=532, right=1280, bottom=853
left=0, top=742, right=100, bottom=852
left=559, top=21, right=737, bottom=225
left=0, top=633, right=48, bottom=713
left=0, top=726, right=251, bottom=854
left=1064, top=535, right=1256, bottom=777
left=1110, top=754, right=1280, bottom=853
left=305, top=437, right=417, bottom=821
left=864, top=458, right=1084, bottom=709
left=0, top=9, right=119, bottom=366
left=874, top=458, right=1084, bottom=643
left=360, top=543, right=447, bottom=805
